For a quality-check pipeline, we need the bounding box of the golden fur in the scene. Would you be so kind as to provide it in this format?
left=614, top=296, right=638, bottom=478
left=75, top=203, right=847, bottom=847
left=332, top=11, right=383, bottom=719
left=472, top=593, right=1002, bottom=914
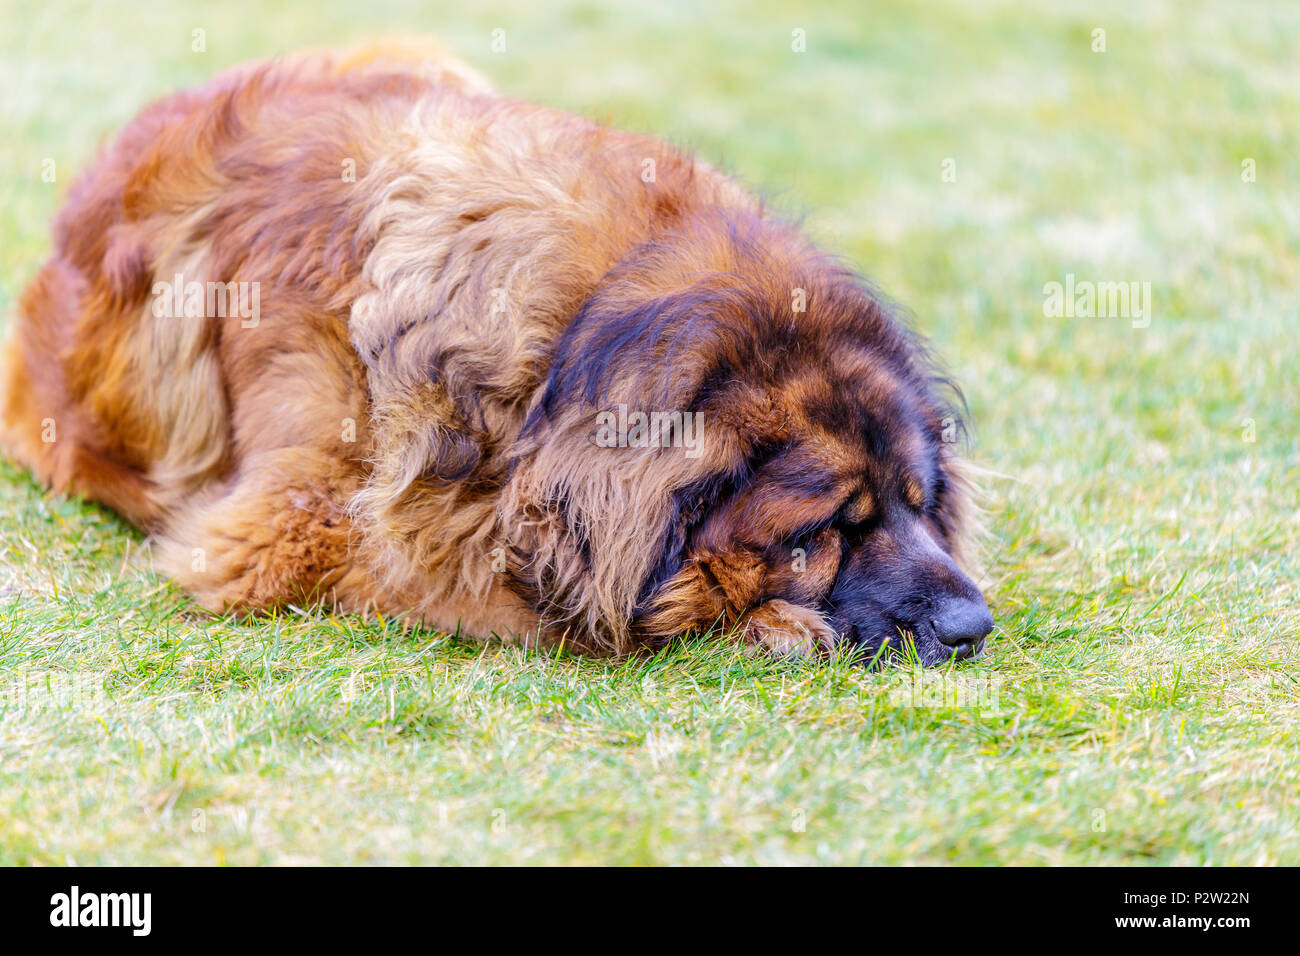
left=1, top=41, right=986, bottom=661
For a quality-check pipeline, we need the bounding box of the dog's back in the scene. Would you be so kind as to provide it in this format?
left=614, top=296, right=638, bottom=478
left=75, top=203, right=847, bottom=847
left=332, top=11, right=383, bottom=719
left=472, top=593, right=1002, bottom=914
left=1, top=43, right=475, bottom=522
left=0, top=42, right=750, bottom=642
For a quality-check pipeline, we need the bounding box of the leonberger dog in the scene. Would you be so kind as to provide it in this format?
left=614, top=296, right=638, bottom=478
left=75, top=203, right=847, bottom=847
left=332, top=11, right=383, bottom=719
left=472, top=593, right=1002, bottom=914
left=0, top=41, right=993, bottom=665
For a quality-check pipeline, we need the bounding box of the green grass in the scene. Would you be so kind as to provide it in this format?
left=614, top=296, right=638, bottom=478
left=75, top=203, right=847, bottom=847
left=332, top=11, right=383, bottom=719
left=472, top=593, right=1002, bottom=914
left=1, top=0, right=1298, bottom=864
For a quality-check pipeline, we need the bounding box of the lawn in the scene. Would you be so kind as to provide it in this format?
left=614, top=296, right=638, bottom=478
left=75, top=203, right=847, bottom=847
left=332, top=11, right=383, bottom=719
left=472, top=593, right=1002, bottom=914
left=0, top=0, right=1297, bottom=865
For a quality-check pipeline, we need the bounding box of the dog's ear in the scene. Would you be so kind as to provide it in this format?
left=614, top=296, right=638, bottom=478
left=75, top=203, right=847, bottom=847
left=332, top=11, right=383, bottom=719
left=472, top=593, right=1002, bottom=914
left=499, top=243, right=818, bottom=648
left=501, top=415, right=719, bottom=653
left=504, top=393, right=811, bottom=649
left=500, top=280, right=731, bottom=649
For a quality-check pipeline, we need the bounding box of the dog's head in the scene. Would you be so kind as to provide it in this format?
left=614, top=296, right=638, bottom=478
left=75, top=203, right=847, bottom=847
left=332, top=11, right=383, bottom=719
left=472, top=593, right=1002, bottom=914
left=505, top=211, right=990, bottom=664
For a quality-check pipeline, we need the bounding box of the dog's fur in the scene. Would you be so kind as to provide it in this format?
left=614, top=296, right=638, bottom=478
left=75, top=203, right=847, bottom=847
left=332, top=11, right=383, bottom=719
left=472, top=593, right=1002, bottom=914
left=0, top=41, right=988, bottom=662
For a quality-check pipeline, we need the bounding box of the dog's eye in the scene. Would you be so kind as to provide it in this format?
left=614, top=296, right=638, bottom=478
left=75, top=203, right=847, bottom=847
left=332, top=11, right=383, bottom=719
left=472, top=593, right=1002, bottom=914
left=835, top=512, right=880, bottom=544
left=902, top=476, right=927, bottom=511
left=836, top=486, right=880, bottom=541
left=841, top=489, right=875, bottom=524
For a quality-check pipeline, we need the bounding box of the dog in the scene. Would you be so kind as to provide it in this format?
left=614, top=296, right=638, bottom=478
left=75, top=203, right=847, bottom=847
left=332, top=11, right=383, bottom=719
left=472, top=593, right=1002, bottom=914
left=0, top=40, right=992, bottom=665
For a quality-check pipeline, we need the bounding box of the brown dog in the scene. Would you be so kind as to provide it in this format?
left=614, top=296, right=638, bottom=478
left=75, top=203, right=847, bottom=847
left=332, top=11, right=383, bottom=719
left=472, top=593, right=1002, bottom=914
left=0, top=41, right=991, bottom=664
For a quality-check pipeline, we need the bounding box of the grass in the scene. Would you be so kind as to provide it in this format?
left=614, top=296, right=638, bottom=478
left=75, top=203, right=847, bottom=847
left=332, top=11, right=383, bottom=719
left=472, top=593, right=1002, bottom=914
left=1, top=0, right=1298, bottom=865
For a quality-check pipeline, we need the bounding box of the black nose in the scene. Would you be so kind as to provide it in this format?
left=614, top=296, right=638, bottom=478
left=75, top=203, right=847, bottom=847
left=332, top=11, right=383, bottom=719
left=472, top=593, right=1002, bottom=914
left=931, top=595, right=994, bottom=651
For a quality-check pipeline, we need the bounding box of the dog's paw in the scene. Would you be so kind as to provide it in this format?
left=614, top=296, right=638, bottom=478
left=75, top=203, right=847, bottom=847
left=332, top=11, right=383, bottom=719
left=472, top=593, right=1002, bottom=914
left=738, top=599, right=837, bottom=659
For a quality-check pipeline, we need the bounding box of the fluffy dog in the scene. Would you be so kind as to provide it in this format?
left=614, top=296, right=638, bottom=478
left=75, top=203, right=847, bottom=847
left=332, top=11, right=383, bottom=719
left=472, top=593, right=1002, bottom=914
left=0, top=41, right=993, bottom=664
